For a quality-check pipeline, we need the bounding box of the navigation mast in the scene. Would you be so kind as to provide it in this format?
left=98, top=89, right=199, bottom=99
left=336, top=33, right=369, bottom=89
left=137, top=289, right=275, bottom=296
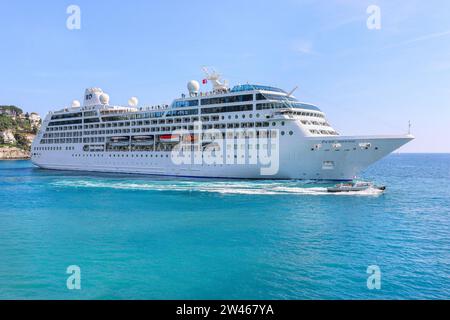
left=202, top=67, right=229, bottom=93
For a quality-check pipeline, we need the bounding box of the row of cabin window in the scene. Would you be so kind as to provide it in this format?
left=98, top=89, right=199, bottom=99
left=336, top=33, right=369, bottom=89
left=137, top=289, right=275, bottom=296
left=46, top=125, right=83, bottom=131
left=309, top=129, right=338, bottom=135
left=48, top=119, right=82, bottom=126
left=72, top=151, right=277, bottom=158
left=46, top=112, right=270, bottom=134
left=40, top=138, right=83, bottom=144
left=50, top=112, right=82, bottom=120
left=33, top=146, right=74, bottom=151
left=257, top=103, right=324, bottom=117
left=33, top=146, right=75, bottom=151
left=43, top=131, right=83, bottom=138
left=200, top=94, right=254, bottom=106
left=300, top=120, right=331, bottom=127
left=60, top=121, right=284, bottom=137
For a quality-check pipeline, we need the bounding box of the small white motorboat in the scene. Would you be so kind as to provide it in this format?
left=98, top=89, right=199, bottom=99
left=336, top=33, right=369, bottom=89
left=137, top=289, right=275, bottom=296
left=327, top=182, right=386, bottom=193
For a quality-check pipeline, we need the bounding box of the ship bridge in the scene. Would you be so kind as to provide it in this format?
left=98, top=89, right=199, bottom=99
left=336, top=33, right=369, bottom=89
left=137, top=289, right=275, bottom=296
left=230, top=84, right=287, bottom=94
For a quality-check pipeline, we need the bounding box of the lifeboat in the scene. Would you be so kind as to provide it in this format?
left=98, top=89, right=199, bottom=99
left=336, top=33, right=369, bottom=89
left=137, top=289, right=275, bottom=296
left=110, top=142, right=129, bottom=147
left=109, top=136, right=130, bottom=146
left=131, top=135, right=154, bottom=145
left=89, top=145, right=105, bottom=152
left=202, top=142, right=220, bottom=151
left=159, top=134, right=180, bottom=143
left=110, top=136, right=129, bottom=142
left=132, top=135, right=154, bottom=141
left=183, top=134, right=197, bottom=143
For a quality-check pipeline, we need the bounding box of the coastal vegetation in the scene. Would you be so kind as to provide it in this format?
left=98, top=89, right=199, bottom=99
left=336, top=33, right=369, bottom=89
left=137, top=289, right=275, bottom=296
left=0, top=105, right=41, bottom=159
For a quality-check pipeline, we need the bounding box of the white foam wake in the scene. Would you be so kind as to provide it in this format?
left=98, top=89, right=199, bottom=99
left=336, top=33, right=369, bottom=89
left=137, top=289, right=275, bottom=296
left=51, top=179, right=384, bottom=196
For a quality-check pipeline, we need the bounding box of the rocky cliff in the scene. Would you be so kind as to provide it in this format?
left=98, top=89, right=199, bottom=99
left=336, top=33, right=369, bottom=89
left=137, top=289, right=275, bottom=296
left=0, top=106, right=41, bottom=160
left=0, top=146, right=31, bottom=159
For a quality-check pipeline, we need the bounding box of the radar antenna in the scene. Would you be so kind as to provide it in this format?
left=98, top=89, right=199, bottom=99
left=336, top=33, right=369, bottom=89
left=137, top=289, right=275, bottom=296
left=202, top=66, right=229, bottom=93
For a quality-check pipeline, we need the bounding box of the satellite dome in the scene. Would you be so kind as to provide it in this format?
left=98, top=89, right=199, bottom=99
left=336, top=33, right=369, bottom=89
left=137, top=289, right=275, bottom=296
left=128, top=97, right=139, bottom=107
left=99, top=93, right=110, bottom=105
left=71, top=100, right=81, bottom=108
left=187, top=80, right=200, bottom=95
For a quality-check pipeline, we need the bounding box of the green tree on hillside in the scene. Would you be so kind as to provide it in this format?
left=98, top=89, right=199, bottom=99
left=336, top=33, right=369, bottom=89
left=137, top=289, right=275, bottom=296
left=0, top=105, right=23, bottom=115
left=14, top=133, right=30, bottom=150
left=0, top=114, right=15, bottom=130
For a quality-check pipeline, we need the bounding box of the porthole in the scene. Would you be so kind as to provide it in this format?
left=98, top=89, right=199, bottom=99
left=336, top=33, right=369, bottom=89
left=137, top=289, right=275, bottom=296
left=289, top=131, right=293, bottom=135
left=281, top=131, right=285, bottom=136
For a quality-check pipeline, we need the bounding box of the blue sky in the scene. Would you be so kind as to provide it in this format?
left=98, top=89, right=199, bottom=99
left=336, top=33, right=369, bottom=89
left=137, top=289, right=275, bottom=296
left=1, top=0, right=449, bottom=152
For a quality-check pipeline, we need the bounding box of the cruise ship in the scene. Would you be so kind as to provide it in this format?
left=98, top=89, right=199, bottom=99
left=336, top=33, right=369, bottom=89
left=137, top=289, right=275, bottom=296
left=31, top=69, right=413, bottom=180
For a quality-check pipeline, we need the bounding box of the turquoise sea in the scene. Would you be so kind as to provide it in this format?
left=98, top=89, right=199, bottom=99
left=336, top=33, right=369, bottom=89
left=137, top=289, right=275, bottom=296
left=0, top=154, right=449, bottom=299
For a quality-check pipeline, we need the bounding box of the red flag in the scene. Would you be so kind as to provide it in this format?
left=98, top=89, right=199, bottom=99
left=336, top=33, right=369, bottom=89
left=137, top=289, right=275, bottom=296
left=202, top=79, right=207, bottom=84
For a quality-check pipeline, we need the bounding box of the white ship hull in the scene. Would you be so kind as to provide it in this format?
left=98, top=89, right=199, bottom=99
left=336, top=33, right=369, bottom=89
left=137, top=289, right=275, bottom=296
left=32, top=134, right=412, bottom=180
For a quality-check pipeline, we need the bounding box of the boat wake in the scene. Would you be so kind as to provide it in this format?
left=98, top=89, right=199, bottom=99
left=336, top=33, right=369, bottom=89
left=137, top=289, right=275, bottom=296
left=51, top=179, right=384, bottom=196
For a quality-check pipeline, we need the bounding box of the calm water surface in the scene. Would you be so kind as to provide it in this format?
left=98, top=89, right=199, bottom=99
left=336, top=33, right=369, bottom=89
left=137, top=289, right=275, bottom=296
left=0, top=154, right=449, bottom=299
